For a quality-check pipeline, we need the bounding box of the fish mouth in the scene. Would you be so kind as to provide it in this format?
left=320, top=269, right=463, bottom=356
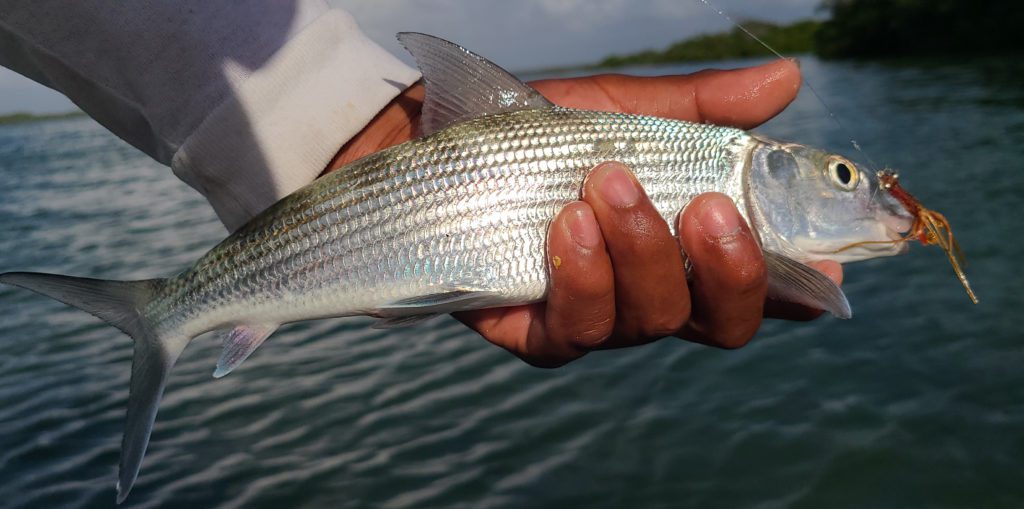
left=798, top=215, right=912, bottom=262
left=864, top=214, right=913, bottom=255
left=880, top=212, right=914, bottom=238
left=835, top=235, right=908, bottom=256
left=873, top=180, right=915, bottom=236
left=864, top=216, right=913, bottom=256
left=877, top=212, right=913, bottom=254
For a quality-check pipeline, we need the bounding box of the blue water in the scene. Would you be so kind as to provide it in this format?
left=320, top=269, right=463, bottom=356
left=1, top=56, right=1022, bottom=508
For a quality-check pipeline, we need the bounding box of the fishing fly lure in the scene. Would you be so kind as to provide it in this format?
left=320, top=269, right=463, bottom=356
left=836, top=171, right=978, bottom=303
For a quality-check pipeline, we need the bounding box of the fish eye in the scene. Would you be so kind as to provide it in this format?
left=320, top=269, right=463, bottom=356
left=828, top=158, right=859, bottom=191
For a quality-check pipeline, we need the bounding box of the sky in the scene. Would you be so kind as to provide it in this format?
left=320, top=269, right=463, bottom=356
left=0, top=0, right=820, bottom=114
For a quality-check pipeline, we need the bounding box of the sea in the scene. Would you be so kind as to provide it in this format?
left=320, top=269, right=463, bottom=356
left=1, top=56, right=1022, bottom=508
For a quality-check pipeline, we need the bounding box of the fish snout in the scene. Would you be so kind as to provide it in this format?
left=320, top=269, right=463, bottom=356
left=881, top=212, right=914, bottom=238
left=874, top=190, right=915, bottom=236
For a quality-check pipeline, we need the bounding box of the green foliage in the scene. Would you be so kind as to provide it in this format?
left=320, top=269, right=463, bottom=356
left=590, top=1, right=1024, bottom=68
left=0, top=111, right=84, bottom=125
left=817, top=0, right=1024, bottom=58
left=597, top=20, right=821, bottom=67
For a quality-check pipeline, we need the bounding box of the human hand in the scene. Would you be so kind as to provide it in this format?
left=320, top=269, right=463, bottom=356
left=326, top=60, right=843, bottom=367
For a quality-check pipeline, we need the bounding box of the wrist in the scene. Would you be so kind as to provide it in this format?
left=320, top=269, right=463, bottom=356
left=323, top=82, right=425, bottom=175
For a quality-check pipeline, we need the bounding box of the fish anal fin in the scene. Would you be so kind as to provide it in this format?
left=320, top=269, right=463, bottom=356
left=376, top=285, right=507, bottom=317
left=373, top=313, right=441, bottom=329
left=388, top=289, right=479, bottom=308
left=213, top=323, right=279, bottom=378
left=397, top=32, right=554, bottom=136
left=371, top=288, right=498, bottom=329
left=763, top=250, right=852, bottom=319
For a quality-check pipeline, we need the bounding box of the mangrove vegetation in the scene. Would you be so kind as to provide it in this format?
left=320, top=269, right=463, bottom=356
left=593, top=0, right=1024, bottom=68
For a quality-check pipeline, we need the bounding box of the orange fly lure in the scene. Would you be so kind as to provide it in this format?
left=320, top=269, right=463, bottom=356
left=837, top=170, right=978, bottom=304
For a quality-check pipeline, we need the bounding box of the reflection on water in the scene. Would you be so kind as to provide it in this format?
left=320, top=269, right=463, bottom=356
left=0, top=57, right=1022, bottom=508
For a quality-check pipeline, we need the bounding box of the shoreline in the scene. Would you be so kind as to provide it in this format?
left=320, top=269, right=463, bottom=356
left=0, top=110, right=85, bottom=125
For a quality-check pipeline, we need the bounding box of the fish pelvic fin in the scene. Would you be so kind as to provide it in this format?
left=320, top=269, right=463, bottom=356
left=213, top=323, right=279, bottom=378
left=397, top=32, right=554, bottom=136
left=762, top=251, right=852, bottom=319
left=0, top=272, right=187, bottom=504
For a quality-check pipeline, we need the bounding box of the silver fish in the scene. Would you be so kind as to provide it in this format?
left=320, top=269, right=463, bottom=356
left=0, top=33, right=913, bottom=502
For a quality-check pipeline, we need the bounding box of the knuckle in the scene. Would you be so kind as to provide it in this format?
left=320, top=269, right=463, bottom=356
left=640, top=310, right=689, bottom=339
left=567, top=319, right=614, bottom=351
left=517, top=326, right=589, bottom=369
left=712, top=324, right=759, bottom=350
left=548, top=287, right=615, bottom=335
left=729, top=258, right=767, bottom=297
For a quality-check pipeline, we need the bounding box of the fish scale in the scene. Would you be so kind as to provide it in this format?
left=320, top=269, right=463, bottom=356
left=148, top=108, right=751, bottom=338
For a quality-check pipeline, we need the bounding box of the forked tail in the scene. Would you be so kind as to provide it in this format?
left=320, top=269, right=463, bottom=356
left=0, top=272, right=186, bottom=503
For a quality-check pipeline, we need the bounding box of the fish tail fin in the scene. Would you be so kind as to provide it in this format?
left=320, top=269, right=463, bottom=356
left=0, top=272, right=187, bottom=504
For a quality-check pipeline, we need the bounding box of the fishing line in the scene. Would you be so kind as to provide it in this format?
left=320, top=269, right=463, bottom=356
left=695, top=0, right=879, bottom=170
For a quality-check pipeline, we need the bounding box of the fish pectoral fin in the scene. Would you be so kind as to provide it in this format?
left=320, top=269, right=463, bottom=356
left=213, top=323, right=280, bottom=378
left=397, top=32, right=554, bottom=136
left=373, top=313, right=442, bottom=329
left=763, top=250, right=852, bottom=319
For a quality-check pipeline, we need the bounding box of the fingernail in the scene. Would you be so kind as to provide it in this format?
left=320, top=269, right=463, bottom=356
left=567, top=206, right=601, bottom=249
left=595, top=164, right=641, bottom=208
left=698, top=195, right=742, bottom=241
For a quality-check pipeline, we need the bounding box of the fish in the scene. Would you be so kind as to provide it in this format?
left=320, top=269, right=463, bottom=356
left=0, top=33, right=915, bottom=502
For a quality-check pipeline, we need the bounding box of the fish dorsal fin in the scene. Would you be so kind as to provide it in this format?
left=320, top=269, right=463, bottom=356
left=763, top=250, right=852, bottom=319
left=213, top=323, right=279, bottom=378
left=397, top=32, right=554, bottom=136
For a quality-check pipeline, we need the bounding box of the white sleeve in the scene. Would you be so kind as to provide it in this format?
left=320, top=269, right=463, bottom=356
left=0, top=2, right=420, bottom=230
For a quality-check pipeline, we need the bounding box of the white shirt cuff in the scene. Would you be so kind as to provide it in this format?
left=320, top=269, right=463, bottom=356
left=170, top=9, right=421, bottom=231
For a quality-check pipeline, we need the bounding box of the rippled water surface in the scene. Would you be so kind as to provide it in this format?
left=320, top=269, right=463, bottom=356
left=1, top=57, right=1022, bottom=508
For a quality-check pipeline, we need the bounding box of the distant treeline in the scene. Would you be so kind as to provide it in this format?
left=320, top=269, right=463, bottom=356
left=0, top=111, right=84, bottom=125
left=597, top=20, right=820, bottom=67
left=817, top=0, right=1024, bottom=57
left=594, top=0, right=1024, bottom=68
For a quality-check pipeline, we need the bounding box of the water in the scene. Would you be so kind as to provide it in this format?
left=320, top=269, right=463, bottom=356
left=1, top=56, right=1022, bottom=508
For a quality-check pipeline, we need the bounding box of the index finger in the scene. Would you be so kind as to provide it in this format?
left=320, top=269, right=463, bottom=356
left=529, top=59, right=801, bottom=129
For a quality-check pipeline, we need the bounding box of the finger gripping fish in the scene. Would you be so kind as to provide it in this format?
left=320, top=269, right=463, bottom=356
left=0, top=33, right=917, bottom=502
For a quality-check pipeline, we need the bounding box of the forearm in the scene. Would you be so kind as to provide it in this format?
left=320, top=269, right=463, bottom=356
left=0, top=2, right=420, bottom=230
